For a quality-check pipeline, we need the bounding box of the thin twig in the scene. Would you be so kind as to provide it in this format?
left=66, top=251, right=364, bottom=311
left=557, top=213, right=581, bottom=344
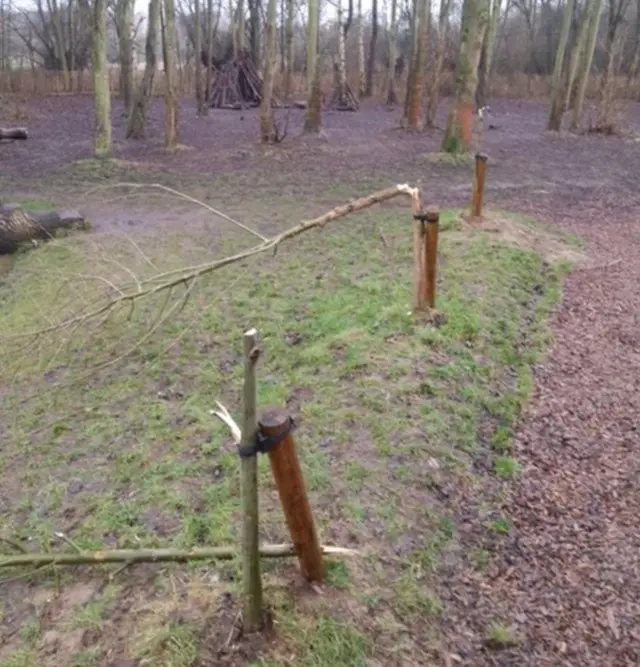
left=81, top=182, right=269, bottom=242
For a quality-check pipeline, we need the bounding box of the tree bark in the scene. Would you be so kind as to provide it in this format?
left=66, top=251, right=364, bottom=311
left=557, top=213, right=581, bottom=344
left=304, top=0, right=321, bottom=131
left=127, top=0, right=159, bottom=138
left=357, top=0, right=366, bottom=96
left=336, top=0, right=347, bottom=104
left=163, top=0, right=179, bottom=149
left=386, top=0, right=398, bottom=104
left=115, top=0, right=135, bottom=116
left=237, top=0, right=245, bottom=54
left=92, top=0, right=112, bottom=158
left=564, top=0, right=593, bottom=112
left=404, top=0, right=420, bottom=118
left=426, top=0, right=452, bottom=127
left=407, top=0, right=430, bottom=128
left=475, top=0, right=500, bottom=109
left=365, top=0, right=377, bottom=96
left=547, top=0, right=575, bottom=131
left=571, top=0, right=602, bottom=129
left=195, top=0, right=204, bottom=115
left=260, top=0, right=277, bottom=141
left=441, top=0, right=489, bottom=153
left=284, top=0, right=294, bottom=98
left=0, top=205, right=89, bottom=255
left=248, top=0, right=260, bottom=64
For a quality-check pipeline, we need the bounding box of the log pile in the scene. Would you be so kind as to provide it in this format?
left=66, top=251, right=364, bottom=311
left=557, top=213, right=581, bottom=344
left=209, top=50, right=283, bottom=109
left=0, top=127, right=28, bottom=141
left=0, top=204, right=90, bottom=255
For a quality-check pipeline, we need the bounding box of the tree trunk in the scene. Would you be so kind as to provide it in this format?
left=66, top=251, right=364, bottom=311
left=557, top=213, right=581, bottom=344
left=386, top=0, right=398, bottom=104
left=365, top=0, right=377, bottom=96
left=596, top=22, right=628, bottom=130
left=441, top=0, right=489, bottom=153
left=248, top=0, right=260, bottom=64
left=426, top=0, right=451, bottom=127
left=564, top=0, right=593, bottom=111
left=357, top=0, right=366, bottom=96
left=475, top=0, right=500, bottom=109
left=284, top=0, right=294, bottom=99
left=116, top=0, right=134, bottom=116
left=92, top=0, right=112, bottom=157
left=51, top=0, right=71, bottom=91
left=237, top=0, right=245, bottom=54
left=260, top=0, right=277, bottom=141
left=0, top=205, right=89, bottom=255
left=407, top=0, right=430, bottom=128
left=162, top=0, right=179, bottom=149
left=404, top=0, right=420, bottom=118
left=304, top=0, right=321, bottom=131
left=547, top=0, right=575, bottom=131
left=571, top=0, right=602, bottom=129
left=127, top=0, right=160, bottom=139
left=195, top=0, right=204, bottom=115
left=336, top=0, right=347, bottom=104
left=205, top=0, right=214, bottom=107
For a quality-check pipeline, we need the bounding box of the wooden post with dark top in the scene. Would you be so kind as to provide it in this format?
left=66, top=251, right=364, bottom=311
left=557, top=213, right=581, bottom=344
left=471, top=153, right=488, bottom=218
left=258, top=408, right=325, bottom=582
left=424, top=207, right=440, bottom=308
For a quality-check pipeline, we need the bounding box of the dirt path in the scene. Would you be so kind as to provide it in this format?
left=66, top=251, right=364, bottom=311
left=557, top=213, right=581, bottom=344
left=440, top=188, right=640, bottom=666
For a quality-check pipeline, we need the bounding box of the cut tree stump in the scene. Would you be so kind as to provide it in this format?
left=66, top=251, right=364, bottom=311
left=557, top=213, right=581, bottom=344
left=0, top=204, right=90, bottom=254
left=0, top=127, right=28, bottom=141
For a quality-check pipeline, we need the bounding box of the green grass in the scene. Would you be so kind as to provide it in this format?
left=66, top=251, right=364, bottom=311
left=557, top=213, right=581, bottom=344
left=0, top=192, right=574, bottom=664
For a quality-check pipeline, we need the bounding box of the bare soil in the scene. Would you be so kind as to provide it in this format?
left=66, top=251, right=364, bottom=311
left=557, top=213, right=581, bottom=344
left=1, top=94, right=640, bottom=666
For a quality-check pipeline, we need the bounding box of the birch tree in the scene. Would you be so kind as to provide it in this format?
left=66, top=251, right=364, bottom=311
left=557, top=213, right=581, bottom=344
left=194, top=0, right=204, bottom=115
left=475, top=0, right=501, bottom=109
left=365, top=0, right=377, bottom=96
left=92, top=0, right=111, bottom=157
left=571, top=0, right=602, bottom=128
left=357, top=0, right=365, bottom=96
left=441, top=0, right=489, bottom=153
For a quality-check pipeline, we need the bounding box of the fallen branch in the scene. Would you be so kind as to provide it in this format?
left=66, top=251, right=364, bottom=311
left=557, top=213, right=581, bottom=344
left=14, top=184, right=420, bottom=340
left=0, top=544, right=360, bottom=568
left=0, top=127, right=27, bottom=140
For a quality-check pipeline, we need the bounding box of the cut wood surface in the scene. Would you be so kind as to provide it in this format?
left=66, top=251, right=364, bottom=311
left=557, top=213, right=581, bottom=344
left=0, top=205, right=89, bottom=255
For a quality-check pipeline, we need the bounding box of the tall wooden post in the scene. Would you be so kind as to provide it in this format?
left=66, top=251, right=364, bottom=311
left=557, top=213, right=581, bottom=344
left=410, top=187, right=425, bottom=311
left=239, top=328, right=263, bottom=631
left=471, top=152, right=488, bottom=218
left=258, top=408, right=325, bottom=582
left=424, top=206, right=439, bottom=309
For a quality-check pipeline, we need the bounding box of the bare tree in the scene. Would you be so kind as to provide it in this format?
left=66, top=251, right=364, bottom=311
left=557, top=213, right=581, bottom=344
left=260, top=0, right=277, bottom=140
left=364, top=0, right=377, bottom=96
left=357, top=0, right=365, bottom=96
left=571, top=0, right=602, bottom=128
left=113, top=0, right=134, bottom=115
left=163, top=0, right=179, bottom=149
left=426, top=0, right=453, bottom=127
left=283, top=0, right=293, bottom=97
left=547, top=0, right=575, bottom=130
left=441, top=0, right=489, bottom=153
left=386, top=0, right=398, bottom=103
left=194, top=0, right=204, bottom=114
left=92, top=0, right=111, bottom=157
left=127, top=0, right=159, bottom=138
left=406, top=0, right=430, bottom=128
left=304, top=0, right=321, bottom=131
left=475, top=0, right=501, bottom=109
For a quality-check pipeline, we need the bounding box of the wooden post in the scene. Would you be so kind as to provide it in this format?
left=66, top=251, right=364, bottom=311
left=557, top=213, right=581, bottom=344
left=424, top=206, right=439, bottom=309
left=239, top=328, right=263, bottom=631
left=471, top=152, right=488, bottom=218
left=258, top=408, right=325, bottom=582
left=410, top=187, right=425, bottom=311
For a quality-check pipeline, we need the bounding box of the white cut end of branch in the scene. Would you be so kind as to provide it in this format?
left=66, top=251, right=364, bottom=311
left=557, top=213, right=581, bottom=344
left=244, top=327, right=258, bottom=337
left=396, top=183, right=419, bottom=198
left=212, top=401, right=242, bottom=444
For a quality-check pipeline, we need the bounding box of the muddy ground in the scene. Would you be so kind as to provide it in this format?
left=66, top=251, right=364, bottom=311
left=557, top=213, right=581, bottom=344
left=1, top=94, right=640, bottom=667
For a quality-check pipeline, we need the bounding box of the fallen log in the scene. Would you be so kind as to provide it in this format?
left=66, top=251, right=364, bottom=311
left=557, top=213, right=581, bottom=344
left=0, top=127, right=28, bottom=140
left=0, top=205, right=90, bottom=255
